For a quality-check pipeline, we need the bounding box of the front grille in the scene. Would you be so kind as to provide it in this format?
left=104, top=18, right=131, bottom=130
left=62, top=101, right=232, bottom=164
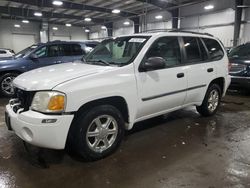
left=230, top=63, right=247, bottom=73
left=10, top=88, right=35, bottom=113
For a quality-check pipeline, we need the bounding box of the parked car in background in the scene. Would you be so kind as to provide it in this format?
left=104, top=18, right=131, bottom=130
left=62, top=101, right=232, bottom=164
left=225, top=47, right=232, bottom=55
left=83, top=41, right=99, bottom=53
left=228, top=43, right=250, bottom=90
left=5, top=32, right=230, bottom=161
left=0, top=40, right=99, bottom=97
left=0, top=48, right=15, bottom=60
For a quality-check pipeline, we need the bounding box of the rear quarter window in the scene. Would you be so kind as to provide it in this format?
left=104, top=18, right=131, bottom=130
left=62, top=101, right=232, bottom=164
left=202, top=38, right=224, bottom=61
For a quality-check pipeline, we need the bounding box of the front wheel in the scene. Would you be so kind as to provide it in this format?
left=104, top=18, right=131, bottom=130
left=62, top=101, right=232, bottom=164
left=196, top=84, right=221, bottom=117
left=0, top=73, right=19, bottom=97
left=68, top=105, right=125, bottom=161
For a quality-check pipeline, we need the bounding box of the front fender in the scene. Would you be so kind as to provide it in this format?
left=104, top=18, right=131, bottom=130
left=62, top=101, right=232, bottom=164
left=53, top=66, right=138, bottom=128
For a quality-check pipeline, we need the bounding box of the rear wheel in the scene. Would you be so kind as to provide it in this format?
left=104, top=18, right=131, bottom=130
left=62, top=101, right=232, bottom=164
left=196, top=84, right=221, bottom=117
left=67, top=105, right=125, bottom=161
left=0, top=73, right=19, bottom=97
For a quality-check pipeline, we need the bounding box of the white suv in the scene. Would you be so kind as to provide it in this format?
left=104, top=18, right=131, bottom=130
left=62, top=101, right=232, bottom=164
left=5, top=32, right=231, bottom=161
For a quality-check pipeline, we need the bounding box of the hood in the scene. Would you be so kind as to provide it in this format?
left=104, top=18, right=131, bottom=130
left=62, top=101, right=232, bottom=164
left=14, top=62, right=114, bottom=91
left=0, top=58, right=21, bottom=65
left=0, top=57, right=14, bottom=61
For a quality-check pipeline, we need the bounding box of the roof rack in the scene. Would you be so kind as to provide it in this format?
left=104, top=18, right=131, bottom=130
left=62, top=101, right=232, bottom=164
left=169, top=30, right=214, bottom=37
left=142, top=29, right=214, bottom=37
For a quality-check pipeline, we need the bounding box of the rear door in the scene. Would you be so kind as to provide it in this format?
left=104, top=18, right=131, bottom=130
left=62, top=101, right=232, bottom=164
left=182, top=37, right=217, bottom=105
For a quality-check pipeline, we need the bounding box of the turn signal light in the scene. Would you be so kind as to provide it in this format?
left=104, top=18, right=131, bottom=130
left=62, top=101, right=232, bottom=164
left=48, top=95, right=65, bottom=111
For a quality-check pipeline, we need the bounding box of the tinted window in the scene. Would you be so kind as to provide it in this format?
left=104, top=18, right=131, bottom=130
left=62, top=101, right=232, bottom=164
left=144, top=37, right=181, bottom=67
left=86, top=43, right=97, bottom=48
left=59, top=44, right=72, bottom=56
left=198, top=38, right=208, bottom=61
left=71, top=44, right=84, bottom=55
left=48, top=45, right=60, bottom=57
left=0, top=50, right=6, bottom=54
left=183, top=37, right=202, bottom=62
left=34, top=46, right=47, bottom=58
left=203, top=38, right=224, bottom=60
left=228, top=43, right=250, bottom=58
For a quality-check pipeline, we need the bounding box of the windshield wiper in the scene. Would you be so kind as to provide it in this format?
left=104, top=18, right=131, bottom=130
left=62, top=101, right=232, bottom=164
left=87, top=60, right=110, bottom=66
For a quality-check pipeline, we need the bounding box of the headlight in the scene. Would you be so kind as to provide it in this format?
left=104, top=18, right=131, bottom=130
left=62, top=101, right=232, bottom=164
left=31, top=91, right=66, bottom=113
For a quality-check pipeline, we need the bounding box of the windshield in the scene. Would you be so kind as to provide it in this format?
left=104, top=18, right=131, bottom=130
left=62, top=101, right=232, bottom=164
left=84, top=36, right=150, bottom=66
left=15, top=45, right=39, bottom=58
left=228, top=44, right=250, bottom=58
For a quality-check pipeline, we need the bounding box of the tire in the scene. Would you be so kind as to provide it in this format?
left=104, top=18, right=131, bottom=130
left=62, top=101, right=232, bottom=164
left=67, top=105, right=125, bottom=161
left=196, top=84, right=222, bottom=117
left=0, top=73, right=19, bottom=97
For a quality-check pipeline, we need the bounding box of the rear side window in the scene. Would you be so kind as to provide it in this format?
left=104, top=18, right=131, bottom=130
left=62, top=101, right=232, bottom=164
left=183, top=37, right=204, bottom=63
left=0, top=50, right=7, bottom=54
left=71, top=44, right=84, bottom=55
left=48, top=45, right=60, bottom=57
left=202, top=38, right=224, bottom=60
left=59, top=44, right=72, bottom=56
left=197, top=38, right=209, bottom=61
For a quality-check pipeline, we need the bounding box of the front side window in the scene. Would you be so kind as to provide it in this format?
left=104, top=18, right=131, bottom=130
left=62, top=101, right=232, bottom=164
left=202, top=38, right=224, bottom=60
left=143, top=36, right=181, bottom=67
left=34, top=46, right=47, bottom=58
left=183, top=37, right=203, bottom=63
left=85, top=36, right=149, bottom=66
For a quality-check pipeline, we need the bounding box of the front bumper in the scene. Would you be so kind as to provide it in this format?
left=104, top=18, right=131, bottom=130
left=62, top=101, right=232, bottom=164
left=230, top=76, right=250, bottom=89
left=5, top=104, right=74, bottom=149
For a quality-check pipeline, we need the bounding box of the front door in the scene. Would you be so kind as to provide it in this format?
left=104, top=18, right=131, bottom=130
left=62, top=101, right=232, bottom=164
left=181, top=37, right=218, bottom=105
left=136, top=36, right=187, bottom=119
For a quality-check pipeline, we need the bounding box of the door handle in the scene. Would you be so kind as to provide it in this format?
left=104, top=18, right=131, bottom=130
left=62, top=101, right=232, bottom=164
left=56, top=61, right=62, bottom=63
left=177, top=73, right=185, bottom=78
left=207, top=68, right=214, bottom=73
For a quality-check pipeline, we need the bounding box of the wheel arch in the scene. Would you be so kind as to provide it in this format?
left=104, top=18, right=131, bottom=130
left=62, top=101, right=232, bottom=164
left=0, top=70, right=23, bottom=77
left=75, top=96, right=130, bottom=124
left=209, top=77, right=225, bottom=95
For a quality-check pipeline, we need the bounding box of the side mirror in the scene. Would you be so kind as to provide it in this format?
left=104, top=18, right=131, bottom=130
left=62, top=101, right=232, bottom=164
left=140, top=57, right=166, bottom=72
left=29, top=53, right=38, bottom=60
